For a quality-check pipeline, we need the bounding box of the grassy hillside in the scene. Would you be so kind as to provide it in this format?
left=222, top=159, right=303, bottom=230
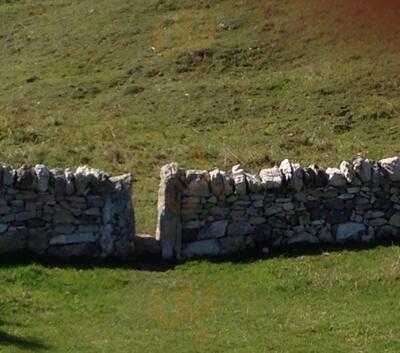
left=1, top=2, right=400, bottom=352
left=1, top=246, right=400, bottom=353
left=1, top=0, right=400, bottom=232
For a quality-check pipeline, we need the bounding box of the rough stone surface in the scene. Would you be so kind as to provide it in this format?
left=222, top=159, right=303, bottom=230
left=336, top=223, right=366, bottom=243
left=379, top=157, right=400, bottom=182
left=0, top=163, right=134, bottom=260
left=182, top=239, right=220, bottom=258
left=157, top=156, right=400, bottom=259
left=326, top=168, right=347, bottom=187
left=259, top=167, right=283, bottom=189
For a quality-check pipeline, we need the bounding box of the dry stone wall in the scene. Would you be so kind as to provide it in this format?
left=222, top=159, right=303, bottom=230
left=0, top=164, right=134, bottom=259
left=157, top=156, right=400, bottom=260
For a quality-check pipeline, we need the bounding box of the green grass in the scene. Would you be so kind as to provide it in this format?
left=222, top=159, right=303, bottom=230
left=2, top=1, right=400, bottom=351
left=0, top=246, right=400, bottom=352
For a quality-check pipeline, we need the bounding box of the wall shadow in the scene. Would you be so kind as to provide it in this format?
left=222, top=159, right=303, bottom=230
left=0, top=241, right=399, bottom=272
left=0, top=329, right=49, bottom=351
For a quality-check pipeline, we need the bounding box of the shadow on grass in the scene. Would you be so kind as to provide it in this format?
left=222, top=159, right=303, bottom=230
left=0, top=241, right=399, bottom=272
left=0, top=329, right=49, bottom=351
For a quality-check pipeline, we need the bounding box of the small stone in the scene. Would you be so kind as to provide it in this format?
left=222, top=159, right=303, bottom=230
left=279, top=159, right=304, bottom=191
left=367, top=218, right=387, bottom=227
left=326, top=168, right=347, bottom=187
left=353, top=157, right=372, bottom=183
left=49, top=233, right=97, bottom=245
left=379, top=156, right=400, bottom=182
left=2, top=165, right=15, bottom=186
left=55, top=224, right=77, bottom=234
left=249, top=216, right=266, bottom=225
left=340, top=160, right=357, bottom=183
left=84, top=207, right=101, bottom=216
left=0, top=224, right=8, bottom=234
left=227, top=221, right=254, bottom=237
left=364, top=211, right=385, bottom=219
left=65, top=168, right=75, bottom=195
left=336, top=222, right=366, bottom=243
left=264, top=206, right=281, bottom=216
left=15, top=166, right=36, bottom=190
left=318, top=225, right=334, bottom=243
left=198, top=220, right=227, bottom=239
left=287, top=232, right=319, bottom=245
left=259, top=167, right=284, bottom=189
left=281, top=202, right=294, bottom=211
left=338, top=193, right=354, bottom=200
left=245, top=173, right=262, bottom=193
left=389, top=213, right=400, bottom=227
left=183, top=220, right=204, bottom=229
left=182, top=239, right=220, bottom=258
left=34, top=165, right=49, bottom=192
left=262, top=247, right=270, bottom=255
left=232, top=165, right=247, bottom=196
left=347, top=187, right=361, bottom=194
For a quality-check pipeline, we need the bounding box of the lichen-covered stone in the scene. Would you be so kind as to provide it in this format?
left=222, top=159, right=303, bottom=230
left=35, top=165, right=49, bottom=192
left=379, top=156, right=400, bottom=182
left=326, top=168, right=347, bottom=187
left=259, top=167, right=283, bottom=189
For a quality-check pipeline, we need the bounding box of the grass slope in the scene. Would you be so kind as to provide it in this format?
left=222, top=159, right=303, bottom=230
left=1, top=0, right=400, bottom=232
left=0, top=246, right=400, bottom=352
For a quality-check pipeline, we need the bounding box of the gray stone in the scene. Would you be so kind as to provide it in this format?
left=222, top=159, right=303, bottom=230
left=364, top=211, right=385, bottom=219
left=361, top=227, right=375, bottom=243
left=371, top=162, right=385, bottom=185
left=287, top=232, right=319, bottom=245
left=336, top=222, right=366, bottom=243
left=279, top=159, right=303, bottom=191
left=49, top=232, right=97, bottom=245
left=65, top=168, right=75, bottom=195
left=264, top=206, right=281, bottom=216
left=318, top=226, right=334, bottom=243
left=185, top=170, right=210, bottom=197
left=249, top=216, right=266, bottom=225
left=182, top=239, right=220, bottom=258
left=376, top=225, right=398, bottom=240
left=340, top=161, right=357, bottom=183
left=15, top=166, right=36, bottom=190
left=156, top=163, right=183, bottom=259
left=227, top=221, right=254, bottom=237
left=209, top=169, right=225, bottom=199
left=183, top=220, right=204, bottom=229
left=74, top=166, right=108, bottom=195
left=53, top=210, right=76, bottom=224
left=352, top=157, right=372, bottom=183
left=0, top=224, right=8, bottom=234
left=367, top=218, right=387, bottom=227
left=232, top=165, right=247, bottom=196
left=379, top=156, right=400, bottom=182
left=84, top=207, right=101, bottom=216
left=259, top=167, right=283, bottom=189
left=199, top=220, right=227, bottom=239
left=245, top=173, right=262, bottom=193
left=2, top=165, right=15, bottom=186
left=34, top=165, right=49, bottom=192
left=326, top=168, right=347, bottom=187
left=54, top=224, right=77, bottom=234
left=389, top=213, right=400, bottom=227
left=219, top=236, right=250, bottom=255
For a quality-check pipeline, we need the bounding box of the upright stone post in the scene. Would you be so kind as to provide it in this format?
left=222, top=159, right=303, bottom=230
left=156, top=163, right=183, bottom=260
